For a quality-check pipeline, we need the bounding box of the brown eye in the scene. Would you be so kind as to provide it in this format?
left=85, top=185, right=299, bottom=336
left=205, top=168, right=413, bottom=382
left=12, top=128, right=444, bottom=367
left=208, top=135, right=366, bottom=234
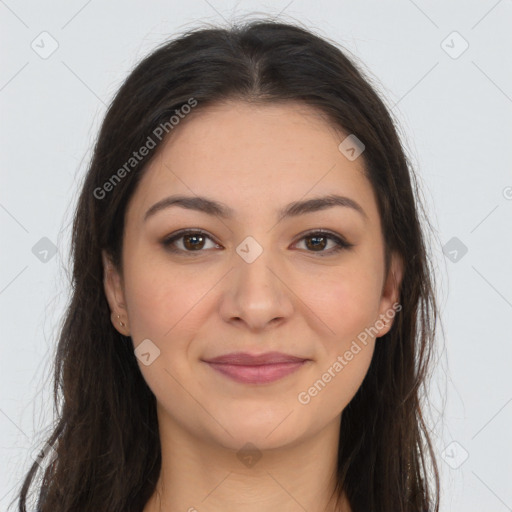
left=305, top=234, right=328, bottom=251
left=161, top=229, right=353, bottom=256
left=295, top=231, right=353, bottom=255
left=162, top=230, right=220, bottom=254
left=182, top=233, right=206, bottom=250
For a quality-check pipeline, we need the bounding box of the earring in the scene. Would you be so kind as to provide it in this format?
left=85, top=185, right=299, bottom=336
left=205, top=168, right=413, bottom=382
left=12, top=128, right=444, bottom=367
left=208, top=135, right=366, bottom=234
left=116, top=314, right=126, bottom=328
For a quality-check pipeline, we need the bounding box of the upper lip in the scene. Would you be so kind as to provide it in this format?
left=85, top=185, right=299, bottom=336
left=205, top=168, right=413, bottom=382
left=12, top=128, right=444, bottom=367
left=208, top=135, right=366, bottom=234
left=203, top=352, right=309, bottom=365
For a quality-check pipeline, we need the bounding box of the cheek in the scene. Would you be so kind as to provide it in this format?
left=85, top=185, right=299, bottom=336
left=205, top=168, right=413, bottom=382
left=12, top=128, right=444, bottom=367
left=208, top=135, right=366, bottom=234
left=293, top=257, right=382, bottom=409
left=299, top=262, right=383, bottom=345
left=122, top=260, right=206, bottom=408
left=123, top=256, right=206, bottom=341
left=297, top=277, right=378, bottom=421
left=299, top=339, right=375, bottom=427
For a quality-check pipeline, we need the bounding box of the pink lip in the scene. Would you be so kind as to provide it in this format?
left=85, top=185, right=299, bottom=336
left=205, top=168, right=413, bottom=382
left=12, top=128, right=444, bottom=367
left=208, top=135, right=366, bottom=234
left=202, top=352, right=309, bottom=384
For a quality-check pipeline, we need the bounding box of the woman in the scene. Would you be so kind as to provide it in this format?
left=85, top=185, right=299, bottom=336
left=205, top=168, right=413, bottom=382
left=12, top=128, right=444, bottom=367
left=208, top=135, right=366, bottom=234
left=16, top=19, right=440, bottom=512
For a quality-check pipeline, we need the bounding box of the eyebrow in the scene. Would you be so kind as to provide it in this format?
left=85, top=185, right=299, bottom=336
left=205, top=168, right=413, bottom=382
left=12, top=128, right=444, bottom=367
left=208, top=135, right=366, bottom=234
left=144, top=193, right=368, bottom=223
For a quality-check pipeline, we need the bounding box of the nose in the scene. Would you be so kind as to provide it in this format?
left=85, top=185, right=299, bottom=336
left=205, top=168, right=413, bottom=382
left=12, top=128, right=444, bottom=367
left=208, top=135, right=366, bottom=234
left=218, top=250, right=294, bottom=333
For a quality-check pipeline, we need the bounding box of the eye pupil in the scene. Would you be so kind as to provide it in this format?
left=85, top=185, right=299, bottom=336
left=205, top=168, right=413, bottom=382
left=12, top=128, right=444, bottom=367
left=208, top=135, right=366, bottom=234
left=184, top=234, right=205, bottom=250
left=306, top=236, right=327, bottom=251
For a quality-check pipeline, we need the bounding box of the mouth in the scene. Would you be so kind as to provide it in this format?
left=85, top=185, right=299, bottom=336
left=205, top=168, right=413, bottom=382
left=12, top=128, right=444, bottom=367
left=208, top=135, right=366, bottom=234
left=201, top=352, right=310, bottom=385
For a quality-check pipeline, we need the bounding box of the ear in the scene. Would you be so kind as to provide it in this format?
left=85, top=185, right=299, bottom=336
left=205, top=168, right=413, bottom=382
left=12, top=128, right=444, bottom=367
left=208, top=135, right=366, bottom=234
left=102, top=250, right=130, bottom=335
left=375, top=251, right=404, bottom=338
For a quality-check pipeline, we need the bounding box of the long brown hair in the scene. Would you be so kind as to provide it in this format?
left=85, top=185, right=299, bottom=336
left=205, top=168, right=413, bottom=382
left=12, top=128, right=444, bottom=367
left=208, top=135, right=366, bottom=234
left=15, top=19, right=440, bottom=512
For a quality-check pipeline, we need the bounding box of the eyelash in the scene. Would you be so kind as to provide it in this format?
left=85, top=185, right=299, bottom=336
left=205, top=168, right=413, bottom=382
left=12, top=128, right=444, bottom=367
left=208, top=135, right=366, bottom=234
left=161, top=229, right=354, bottom=256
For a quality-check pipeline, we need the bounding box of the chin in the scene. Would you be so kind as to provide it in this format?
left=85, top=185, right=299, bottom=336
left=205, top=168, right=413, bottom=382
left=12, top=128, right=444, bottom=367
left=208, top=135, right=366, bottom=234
left=210, top=412, right=308, bottom=450
left=215, top=429, right=303, bottom=455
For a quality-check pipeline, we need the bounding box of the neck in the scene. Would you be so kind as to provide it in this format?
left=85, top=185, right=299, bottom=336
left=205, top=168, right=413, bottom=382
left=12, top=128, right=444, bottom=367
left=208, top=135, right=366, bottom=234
left=143, top=408, right=350, bottom=512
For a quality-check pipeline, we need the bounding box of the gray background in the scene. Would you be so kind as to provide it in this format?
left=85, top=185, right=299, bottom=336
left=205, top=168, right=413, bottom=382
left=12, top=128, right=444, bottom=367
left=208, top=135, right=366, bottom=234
left=1, top=1, right=511, bottom=511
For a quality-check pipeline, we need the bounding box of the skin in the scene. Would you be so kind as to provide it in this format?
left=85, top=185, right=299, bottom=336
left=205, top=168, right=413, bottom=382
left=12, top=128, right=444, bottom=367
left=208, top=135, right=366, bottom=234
left=102, top=100, right=403, bottom=512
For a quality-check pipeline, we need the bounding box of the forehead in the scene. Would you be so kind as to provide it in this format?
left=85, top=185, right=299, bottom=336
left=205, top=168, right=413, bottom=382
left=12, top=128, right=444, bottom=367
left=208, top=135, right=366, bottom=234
left=126, top=100, right=380, bottom=227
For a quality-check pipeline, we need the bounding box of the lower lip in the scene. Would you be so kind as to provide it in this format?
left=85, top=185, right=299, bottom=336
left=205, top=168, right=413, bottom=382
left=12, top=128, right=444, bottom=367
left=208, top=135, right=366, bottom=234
left=205, top=361, right=307, bottom=384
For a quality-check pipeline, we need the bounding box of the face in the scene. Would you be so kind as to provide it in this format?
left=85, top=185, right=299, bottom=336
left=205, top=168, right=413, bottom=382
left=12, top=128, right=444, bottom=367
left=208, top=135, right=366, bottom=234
left=103, top=100, right=403, bottom=451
